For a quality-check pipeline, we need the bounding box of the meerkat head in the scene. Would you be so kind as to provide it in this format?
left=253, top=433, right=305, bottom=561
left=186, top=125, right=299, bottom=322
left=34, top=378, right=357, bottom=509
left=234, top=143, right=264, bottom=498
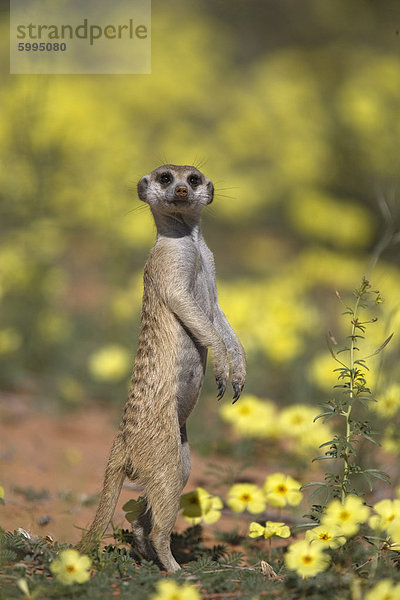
left=137, top=165, right=214, bottom=215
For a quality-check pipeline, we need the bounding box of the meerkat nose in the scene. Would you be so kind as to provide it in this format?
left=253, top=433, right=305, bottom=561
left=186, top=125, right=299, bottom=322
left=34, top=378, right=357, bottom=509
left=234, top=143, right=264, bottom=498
left=175, top=185, right=188, bottom=197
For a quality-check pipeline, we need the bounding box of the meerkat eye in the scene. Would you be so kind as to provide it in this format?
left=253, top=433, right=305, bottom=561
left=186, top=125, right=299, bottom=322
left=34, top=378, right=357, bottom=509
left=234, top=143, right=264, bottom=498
left=188, top=174, right=201, bottom=187
left=158, top=172, right=172, bottom=185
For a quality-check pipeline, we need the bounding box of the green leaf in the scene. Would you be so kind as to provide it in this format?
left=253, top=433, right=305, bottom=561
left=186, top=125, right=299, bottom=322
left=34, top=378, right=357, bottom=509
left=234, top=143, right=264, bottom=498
left=359, top=432, right=380, bottom=446
left=319, top=439, right=338, bottom=448
left=364, top=469, right=391, bottom=484
left=364, top=535, right=389, bottom=546
left=313, top=411, right=334, bottom=422
left=355, top=363, right=370, bottom=372
left=318, top=402, right=336, bottom=410
left=218, top=551, right=244, bottom=567
left=362, top=471, right=373, bottom=491
left=300, top=482, right=328, bottom=490
left=292, top=523, right=318, bottom=532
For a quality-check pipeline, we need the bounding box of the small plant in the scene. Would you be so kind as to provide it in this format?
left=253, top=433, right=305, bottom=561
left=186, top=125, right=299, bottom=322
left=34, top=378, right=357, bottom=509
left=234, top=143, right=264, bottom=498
left=305, top=277, right=393, bottom=509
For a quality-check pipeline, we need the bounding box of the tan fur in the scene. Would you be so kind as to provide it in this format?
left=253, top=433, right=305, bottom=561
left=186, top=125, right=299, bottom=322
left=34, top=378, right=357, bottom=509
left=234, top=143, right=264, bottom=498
left=78, top=165, right=246, bottom=572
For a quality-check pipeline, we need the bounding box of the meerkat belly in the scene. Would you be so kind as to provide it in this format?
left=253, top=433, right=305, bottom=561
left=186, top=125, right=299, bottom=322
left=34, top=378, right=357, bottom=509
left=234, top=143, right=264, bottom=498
left=176, top=330, right=207, bottom=425
left=175, top=267, right=213, bottom=426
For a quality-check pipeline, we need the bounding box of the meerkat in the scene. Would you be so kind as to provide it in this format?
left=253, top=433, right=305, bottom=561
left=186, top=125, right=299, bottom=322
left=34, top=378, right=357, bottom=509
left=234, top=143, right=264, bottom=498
left=78, top=165, right=246, bottom=572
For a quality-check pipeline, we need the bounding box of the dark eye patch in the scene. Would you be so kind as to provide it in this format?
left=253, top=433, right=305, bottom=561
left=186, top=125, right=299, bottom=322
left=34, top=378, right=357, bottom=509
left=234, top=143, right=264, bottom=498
left=158, top=172, right=172, bottom=185
left=188, top=174, right=201, bottom=187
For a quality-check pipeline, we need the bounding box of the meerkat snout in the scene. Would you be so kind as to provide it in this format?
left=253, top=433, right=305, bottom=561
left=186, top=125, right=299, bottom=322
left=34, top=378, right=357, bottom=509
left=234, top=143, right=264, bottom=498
left=175, top=185, right=188, bottom=198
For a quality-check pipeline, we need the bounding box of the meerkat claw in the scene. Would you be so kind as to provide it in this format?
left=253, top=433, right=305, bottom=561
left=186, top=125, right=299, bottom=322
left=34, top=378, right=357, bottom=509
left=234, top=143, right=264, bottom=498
left=232, top=383, right=242, bottom=403
left=216, top=378, right=226, bottom=400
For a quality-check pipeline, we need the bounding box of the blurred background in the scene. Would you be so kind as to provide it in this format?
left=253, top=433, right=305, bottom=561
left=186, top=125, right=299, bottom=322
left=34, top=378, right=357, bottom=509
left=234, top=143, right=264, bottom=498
left=1, top=0, right=400, bottom=470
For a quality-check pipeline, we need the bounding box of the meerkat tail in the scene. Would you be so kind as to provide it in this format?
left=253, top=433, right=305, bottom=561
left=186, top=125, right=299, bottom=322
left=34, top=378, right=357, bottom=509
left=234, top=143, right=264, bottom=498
left=78, top=435, right=126, bottom=552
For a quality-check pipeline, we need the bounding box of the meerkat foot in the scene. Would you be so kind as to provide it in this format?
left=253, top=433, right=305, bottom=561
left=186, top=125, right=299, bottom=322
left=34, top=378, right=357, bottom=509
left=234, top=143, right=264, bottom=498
left=150, top=527, right=181, bottom=573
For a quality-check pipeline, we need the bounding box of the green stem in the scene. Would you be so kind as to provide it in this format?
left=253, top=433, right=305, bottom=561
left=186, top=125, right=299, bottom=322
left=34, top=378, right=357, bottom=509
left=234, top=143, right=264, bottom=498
left=341, top=282, right=366, bottom=503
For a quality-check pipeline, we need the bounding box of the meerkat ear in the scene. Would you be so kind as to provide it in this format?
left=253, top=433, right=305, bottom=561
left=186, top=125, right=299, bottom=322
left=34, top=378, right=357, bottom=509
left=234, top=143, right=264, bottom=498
left=206, top=179, right=214, bottom=204
left=137, top=176, right=149, bottom=202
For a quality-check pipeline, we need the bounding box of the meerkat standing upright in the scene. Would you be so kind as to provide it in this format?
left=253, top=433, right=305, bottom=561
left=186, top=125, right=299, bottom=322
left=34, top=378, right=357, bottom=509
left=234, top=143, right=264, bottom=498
left=78, top=165, right=246, bottom=572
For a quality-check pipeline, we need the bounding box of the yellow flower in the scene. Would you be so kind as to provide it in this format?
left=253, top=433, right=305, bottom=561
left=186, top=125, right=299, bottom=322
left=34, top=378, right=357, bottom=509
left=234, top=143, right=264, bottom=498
left=285, top=539, right=330, bottom=578
left=279, top=404, right=334, bottom=454
left=123, top=497, right=146, bottom=523
left=388, top=519, right=400, bottom=548
left=373, top=384, right=400, bottom=418
left=220, top=395, right=277, bottom=438
left=180, top=488, right=223, bottom=525
left=88, top=345, right=131, bottom=382
left=365, top=579, right=400, bottom=600
left=150, top=579, right=201, bottom=600
left=321, top=496, right=369, bottom=537
left=305, top=525, right=346, bottom=549
left=369, top=499, right=400, bottom=532
left=279, top=404, right=315, bottom=437
left=297, top=422, right=333, bottom=453
left=249, top=521, right=290, bottom=539
left=227, top=483, right=266, bottom=514
left=0, top=485, right=4, bottom=502
left=50, top=549, right=91, bottom=585
left=263, top=473, right=303, bottom=508
left=308, top=353, right=343, bottom=392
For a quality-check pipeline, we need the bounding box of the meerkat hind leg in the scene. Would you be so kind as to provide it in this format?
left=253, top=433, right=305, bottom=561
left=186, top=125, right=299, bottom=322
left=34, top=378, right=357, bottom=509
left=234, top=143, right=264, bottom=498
left=147, top=472, right=183, bottom=572
left=150, top=520, right=181, bottom=573
left=131, top=425, right=190, bottom=569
